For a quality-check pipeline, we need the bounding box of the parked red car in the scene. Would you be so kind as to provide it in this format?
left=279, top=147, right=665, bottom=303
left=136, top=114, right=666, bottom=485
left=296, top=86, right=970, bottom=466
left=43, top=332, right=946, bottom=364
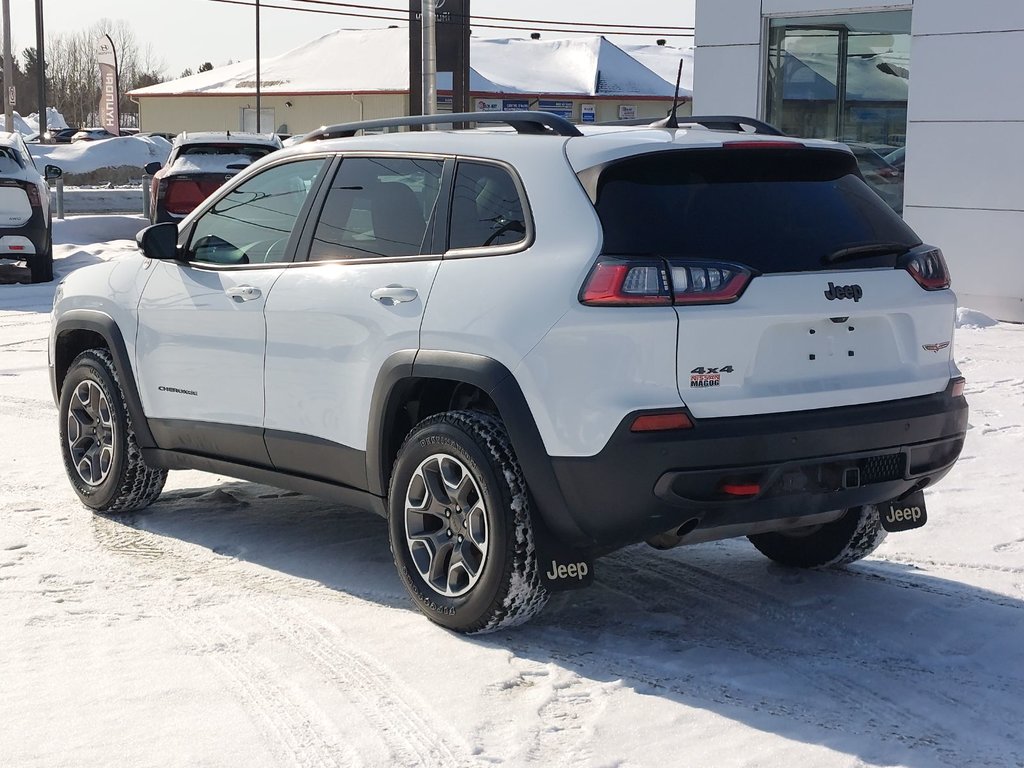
left=145, top=132, right=282, bottom=224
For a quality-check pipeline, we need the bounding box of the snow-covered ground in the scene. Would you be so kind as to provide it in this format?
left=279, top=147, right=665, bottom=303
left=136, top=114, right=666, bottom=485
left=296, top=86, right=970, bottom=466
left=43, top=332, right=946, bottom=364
left=1, top=219, right=1022, bottom=767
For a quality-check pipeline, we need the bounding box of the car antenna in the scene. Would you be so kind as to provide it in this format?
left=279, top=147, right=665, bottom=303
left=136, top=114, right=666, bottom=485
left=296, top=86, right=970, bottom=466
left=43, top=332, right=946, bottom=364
left=651, top=59, right=685, bottom=129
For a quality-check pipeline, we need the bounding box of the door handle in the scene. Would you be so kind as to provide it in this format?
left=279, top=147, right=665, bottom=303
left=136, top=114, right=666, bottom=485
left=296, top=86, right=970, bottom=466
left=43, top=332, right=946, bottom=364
left=226, top=285, right=262, bottom=302
left=371, top=285, right=418, bottom=305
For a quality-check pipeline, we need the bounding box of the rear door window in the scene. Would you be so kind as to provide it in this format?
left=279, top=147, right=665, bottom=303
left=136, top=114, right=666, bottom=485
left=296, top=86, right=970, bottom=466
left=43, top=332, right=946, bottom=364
left=594, top=148, right=920, bottom=273
left=309, top=156, right=444, bottom=260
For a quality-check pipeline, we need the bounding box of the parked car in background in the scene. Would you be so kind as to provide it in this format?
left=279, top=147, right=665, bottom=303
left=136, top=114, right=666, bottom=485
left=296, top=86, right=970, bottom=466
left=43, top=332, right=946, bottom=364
left=145, top=132, right=283, bottom=224
left=71, top=128, right=119, bottom=143
left=846, top=142, right=904, bottom=213
left=44, top=128, right=79, bottom=144
left=0, top=131, right=62, bottom=282
left=884, top=146, right=906, bottom=172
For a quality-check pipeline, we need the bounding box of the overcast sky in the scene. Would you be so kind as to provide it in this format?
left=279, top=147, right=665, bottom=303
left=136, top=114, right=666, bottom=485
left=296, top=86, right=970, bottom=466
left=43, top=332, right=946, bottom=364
left=6, top=0, right=696, bottom=78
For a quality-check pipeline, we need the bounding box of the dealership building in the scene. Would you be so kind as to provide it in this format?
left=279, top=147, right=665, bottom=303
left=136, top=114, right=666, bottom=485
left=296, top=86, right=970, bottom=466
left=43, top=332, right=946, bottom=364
left=694, top=1, right=1024, bottom=322
left=130, top=27, right=690, bottom=137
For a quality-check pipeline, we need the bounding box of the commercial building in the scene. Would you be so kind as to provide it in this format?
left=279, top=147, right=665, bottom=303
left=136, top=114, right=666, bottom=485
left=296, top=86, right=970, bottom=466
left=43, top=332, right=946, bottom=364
left=694, top=1, right=1024, bottom=321
left=130, top=28, right=691, bottom=136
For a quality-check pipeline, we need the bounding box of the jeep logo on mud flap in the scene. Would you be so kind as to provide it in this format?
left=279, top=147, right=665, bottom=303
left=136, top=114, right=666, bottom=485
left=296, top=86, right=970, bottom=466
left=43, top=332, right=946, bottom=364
left=824, top=282, right=863, bottom=302
left=545, top=559, right=589, bottom=581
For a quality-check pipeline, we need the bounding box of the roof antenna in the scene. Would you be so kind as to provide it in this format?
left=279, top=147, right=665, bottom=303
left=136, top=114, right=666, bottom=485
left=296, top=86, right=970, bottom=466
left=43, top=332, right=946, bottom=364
left=651, top=59, right=684, bottom=129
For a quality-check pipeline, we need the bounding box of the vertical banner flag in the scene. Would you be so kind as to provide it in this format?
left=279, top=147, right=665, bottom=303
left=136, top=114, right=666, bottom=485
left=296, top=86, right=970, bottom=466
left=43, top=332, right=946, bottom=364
left=96, top=35, right=120, bottom=134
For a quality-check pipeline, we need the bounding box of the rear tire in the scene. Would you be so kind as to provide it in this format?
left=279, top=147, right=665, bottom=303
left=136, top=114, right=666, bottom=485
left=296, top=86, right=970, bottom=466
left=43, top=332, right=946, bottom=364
left=58, top=349, right=167, bottom=513
left=388, top=410, right=549, bottom=633
left=29, top=227, right=53, bottom=283
left=747, top=505, right=887, bottom=568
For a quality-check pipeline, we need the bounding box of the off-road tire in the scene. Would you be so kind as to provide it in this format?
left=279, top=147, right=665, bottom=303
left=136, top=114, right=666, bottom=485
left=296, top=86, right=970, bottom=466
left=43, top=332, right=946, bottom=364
left=29, top=226, right=53, bottom=283
left=747, top=505, right=888, bottom=568
left=388, top=410, right=549, bottom=633
left=58, top=349, right=167, bottom=513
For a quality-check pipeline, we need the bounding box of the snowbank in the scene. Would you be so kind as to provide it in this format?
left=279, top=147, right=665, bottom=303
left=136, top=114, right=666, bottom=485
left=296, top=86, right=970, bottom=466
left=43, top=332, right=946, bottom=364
left=956, top=307, right=999, bottom=329
left=28, top=135, right=171, bottom=176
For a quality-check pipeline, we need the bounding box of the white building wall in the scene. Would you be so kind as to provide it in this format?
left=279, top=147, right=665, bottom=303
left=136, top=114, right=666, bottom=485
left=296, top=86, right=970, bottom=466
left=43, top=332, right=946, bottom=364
left=902, top=4, right=1024, bottom=320
left=693, top=0, right=1024, bottom=321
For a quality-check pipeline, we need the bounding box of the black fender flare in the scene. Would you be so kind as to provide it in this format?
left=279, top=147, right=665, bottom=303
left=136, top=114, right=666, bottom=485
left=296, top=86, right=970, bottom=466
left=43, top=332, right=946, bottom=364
left=367, top=350, right=591, bottom=547
left=51, top=310, right=156, bottom=449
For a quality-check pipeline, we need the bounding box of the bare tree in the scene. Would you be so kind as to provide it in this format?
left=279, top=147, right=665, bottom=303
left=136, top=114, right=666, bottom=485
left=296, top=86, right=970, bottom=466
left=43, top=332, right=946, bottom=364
left=43, top=19, right=165, bottom=128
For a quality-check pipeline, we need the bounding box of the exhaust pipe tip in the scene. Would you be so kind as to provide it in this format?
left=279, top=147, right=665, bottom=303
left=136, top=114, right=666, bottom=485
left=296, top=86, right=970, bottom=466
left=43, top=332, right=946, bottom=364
left=646, top=517, right=701, bottom=550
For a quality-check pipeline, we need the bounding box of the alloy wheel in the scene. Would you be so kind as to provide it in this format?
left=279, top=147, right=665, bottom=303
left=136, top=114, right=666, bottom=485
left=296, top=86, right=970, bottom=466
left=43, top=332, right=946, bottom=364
left=404, top=453, right=489, bottom=598
left=66, top=380, right=115, bottom=486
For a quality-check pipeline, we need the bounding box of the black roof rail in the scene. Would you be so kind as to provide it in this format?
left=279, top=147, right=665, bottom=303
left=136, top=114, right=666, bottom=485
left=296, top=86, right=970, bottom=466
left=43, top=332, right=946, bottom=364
left=300, top=111, right=583, bottom=142
left=595, top=114, right=785, bottom=136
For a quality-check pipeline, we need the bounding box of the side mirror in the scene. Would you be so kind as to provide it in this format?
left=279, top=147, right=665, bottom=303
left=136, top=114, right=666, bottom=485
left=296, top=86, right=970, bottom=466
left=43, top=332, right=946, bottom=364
left=137, top=222, right=182, bottom=261
left=144, top=161, right=163, bottom=176
left=44, top=164, right=62, bottom=181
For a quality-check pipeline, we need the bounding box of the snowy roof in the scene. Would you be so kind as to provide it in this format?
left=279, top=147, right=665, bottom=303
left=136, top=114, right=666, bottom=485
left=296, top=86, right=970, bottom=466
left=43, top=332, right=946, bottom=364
left=130, top=27, right=685, bottom=99
left=619, top=43, right=694, bottom=96
left=779, top=51, right=909, bottom=102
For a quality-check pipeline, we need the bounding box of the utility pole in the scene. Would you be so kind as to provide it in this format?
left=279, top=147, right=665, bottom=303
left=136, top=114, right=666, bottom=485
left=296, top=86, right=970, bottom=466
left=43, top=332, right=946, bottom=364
left=2, top=0, right=13, bottom=132
left=35, top=0, right=46, bottom=141
left=255, top=0, right=261, bottom=132
left=421, top=0, right=436, bottom=124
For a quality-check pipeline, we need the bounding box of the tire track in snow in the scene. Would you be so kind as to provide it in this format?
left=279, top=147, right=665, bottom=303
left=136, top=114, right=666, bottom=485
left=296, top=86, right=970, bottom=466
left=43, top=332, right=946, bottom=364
left=250, top=602, right=479, bottom=768
left=529, top=547, right=1013, bottom=766
left=161, top=607, right=355, bottom=768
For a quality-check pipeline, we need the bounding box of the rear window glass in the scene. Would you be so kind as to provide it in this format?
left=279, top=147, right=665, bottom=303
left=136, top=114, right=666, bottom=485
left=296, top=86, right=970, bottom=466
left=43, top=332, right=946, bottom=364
left=0, top=147, right=24, bottom=174
left=594, top=148, right=920, bottom=273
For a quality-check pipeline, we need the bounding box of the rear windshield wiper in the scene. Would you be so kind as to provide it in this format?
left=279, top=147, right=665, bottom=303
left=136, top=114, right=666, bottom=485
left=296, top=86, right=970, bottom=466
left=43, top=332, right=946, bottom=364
left=824, top=242, right=914, bottom=264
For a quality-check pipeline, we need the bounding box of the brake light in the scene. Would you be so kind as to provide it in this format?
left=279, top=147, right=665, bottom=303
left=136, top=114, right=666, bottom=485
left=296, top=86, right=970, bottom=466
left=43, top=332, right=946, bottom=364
left=901, top=248, right=950, bottom=291
left=580, top=259, right=672, bottom=306
left=163, top=178, right=208, bottom=216
left=724, top=141, right=802, bottom=150
left=581, top=257, right=753, bottom=307
left=25, top=183, right=41, bottom=208
left=950, top=377, right=966, bottom=398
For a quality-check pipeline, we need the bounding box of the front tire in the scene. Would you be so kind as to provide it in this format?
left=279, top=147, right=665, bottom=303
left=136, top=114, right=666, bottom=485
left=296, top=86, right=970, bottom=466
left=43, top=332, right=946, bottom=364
left=58, top=349, right=167, bottom=513
left=388, top=410, right=548, bottom=633
left=747, top=505, right=888, bottom=568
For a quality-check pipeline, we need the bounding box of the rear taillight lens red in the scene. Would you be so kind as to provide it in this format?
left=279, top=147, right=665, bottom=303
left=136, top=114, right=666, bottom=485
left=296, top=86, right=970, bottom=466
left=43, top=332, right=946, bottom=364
left=580, top=259, right=672, bottom=306
left=25, top=183, right=41, bottom=208
left=901, top=248, right=950, bottom=291
left=163, top=178, right=208, bottom=216
left=581, top=257, right=752, bottom=307
left=630, top=412, right=694, bottom=432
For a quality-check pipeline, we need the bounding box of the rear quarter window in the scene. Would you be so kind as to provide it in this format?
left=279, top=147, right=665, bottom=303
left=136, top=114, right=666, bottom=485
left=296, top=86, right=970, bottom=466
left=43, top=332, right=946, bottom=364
left=594, top=148, right=920, bottom=273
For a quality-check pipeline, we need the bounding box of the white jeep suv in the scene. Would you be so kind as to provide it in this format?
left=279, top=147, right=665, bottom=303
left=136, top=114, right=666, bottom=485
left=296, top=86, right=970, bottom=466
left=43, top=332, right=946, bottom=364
left=50, top=112, right=968, bottom=633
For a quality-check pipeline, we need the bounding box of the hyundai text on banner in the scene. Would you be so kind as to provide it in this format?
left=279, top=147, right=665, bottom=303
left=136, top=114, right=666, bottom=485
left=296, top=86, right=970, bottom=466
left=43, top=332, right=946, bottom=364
left=96, top=34, right=120, bottom=135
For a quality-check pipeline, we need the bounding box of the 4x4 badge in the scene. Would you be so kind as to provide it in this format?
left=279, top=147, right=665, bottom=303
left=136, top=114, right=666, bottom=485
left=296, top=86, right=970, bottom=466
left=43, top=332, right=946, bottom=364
left=922, top=341, right=950, bottom=353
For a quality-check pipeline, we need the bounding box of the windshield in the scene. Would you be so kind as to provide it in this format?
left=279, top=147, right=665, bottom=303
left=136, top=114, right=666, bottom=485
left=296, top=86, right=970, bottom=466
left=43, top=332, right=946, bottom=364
left=594, top=147, right=920, bottom=273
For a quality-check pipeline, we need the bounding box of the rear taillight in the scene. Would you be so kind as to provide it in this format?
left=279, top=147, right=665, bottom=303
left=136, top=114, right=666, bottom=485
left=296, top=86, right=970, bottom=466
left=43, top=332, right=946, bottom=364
left=670, top=262, right=751, bottom=305
left=580, top=257, right=752, bottom=307
left=900, top=248, right=950, bottom=291
left=25, top=183, right=41, bottom=208
left=580, top=259, right=672, bottom=306
left=163, top=178, right=207, bottom=216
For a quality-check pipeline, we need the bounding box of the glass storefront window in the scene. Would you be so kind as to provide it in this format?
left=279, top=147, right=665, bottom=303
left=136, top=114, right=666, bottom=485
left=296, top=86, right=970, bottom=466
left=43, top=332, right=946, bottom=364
left=765, top=11, right=911, bottom=214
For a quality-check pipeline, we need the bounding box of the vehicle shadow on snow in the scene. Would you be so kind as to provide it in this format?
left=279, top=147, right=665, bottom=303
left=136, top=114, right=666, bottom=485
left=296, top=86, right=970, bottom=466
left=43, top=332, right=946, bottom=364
left=108, top=481, right=1023, bottom=768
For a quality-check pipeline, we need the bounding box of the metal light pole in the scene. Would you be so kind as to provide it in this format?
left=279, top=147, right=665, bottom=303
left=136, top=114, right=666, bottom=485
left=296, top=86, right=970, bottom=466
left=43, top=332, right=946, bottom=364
left=35, top=0, right=46, bottom=141
left=421, top=0, right=436, bottom=123
left=2, top=0, right=13, bottom=132
left=255, top=0, right=261, bottom=132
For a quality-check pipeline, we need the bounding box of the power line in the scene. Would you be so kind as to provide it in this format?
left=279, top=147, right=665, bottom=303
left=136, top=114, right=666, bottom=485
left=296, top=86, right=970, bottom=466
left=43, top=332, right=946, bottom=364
left=282, top=0, right=694, bottom=31
left=205, top=0, right=694, bottom=37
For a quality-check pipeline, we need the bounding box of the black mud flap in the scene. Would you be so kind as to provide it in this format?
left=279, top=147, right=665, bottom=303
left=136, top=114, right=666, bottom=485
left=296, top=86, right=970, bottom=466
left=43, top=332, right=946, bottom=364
left=532, top=512, right=595, bottom=592
left=880, top=490, right=928, bottom=532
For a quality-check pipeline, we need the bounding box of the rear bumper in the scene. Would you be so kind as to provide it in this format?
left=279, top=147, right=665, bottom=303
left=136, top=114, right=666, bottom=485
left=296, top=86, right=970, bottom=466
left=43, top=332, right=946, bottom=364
left=0, top=219, right=48, bottom=260
left=549, top=383, right=968, bottom=549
